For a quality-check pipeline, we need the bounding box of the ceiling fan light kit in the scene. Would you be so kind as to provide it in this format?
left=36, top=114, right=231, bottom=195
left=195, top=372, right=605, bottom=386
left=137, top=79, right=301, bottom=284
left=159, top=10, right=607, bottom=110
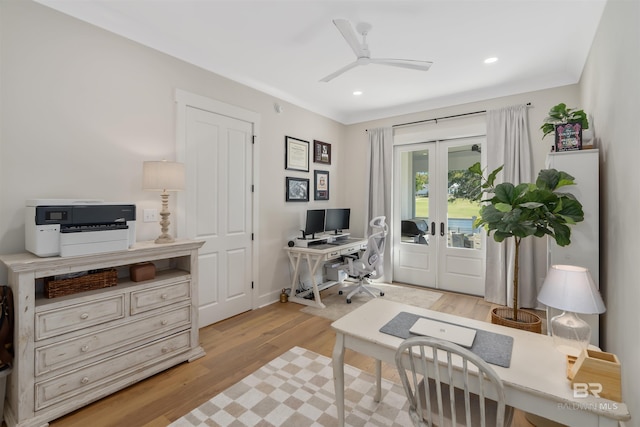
left=320, top=19, right=433, bottom=82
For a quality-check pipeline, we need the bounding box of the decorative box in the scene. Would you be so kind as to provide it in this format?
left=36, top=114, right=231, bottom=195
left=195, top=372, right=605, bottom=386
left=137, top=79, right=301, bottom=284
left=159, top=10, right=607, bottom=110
left=129, top=262, right=156, bottom=282
left=568, top=349, right=622, bottom=402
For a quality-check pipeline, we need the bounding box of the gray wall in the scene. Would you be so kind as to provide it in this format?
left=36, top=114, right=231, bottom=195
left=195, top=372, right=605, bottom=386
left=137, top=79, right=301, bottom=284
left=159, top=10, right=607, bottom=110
left=581, top=0, right=640, bottom=419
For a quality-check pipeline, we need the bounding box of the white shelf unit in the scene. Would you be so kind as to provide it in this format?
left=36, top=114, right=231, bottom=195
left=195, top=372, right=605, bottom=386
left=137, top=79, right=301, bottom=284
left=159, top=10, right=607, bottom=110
left=0, top=239, right=205, bottom=427
left=546, top=149, right=600, bottom=346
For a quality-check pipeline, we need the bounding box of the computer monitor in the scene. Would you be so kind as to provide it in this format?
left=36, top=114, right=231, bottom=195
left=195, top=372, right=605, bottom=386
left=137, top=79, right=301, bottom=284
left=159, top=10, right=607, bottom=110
left=325, top=208, right=350, bottom=234
left=304, top=209, right=325, bottom=239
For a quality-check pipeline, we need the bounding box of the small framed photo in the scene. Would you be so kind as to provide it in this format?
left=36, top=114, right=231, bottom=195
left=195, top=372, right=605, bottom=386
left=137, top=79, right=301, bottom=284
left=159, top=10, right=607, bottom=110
left=313, top=140, right=331, bottom=165
left=314, top=170, right=329, bottom=200
left=285, top=177, right=309, bottom=202
left=285, top=136, right=309, bottom=172
left=555, top=123, right=582, bottom=151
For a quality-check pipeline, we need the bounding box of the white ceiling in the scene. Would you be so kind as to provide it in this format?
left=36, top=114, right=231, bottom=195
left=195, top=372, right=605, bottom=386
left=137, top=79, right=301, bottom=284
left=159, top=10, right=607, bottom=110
left=35, top=0, right=607, bottom=125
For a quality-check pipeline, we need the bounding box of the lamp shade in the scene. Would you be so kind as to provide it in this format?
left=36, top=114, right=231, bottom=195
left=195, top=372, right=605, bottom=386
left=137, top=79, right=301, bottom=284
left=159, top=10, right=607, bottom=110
left=142, top=161, right=185, bottom=191
left=537, top=265, right=605, bottom=314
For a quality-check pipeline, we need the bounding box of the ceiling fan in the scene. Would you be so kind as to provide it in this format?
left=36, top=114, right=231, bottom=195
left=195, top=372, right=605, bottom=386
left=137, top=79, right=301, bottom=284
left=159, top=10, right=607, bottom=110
left=320, top=19, right=433, bottom=83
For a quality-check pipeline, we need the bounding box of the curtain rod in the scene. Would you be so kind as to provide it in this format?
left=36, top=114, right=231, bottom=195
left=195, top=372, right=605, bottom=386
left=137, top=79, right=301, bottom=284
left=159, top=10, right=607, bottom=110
left=388, top=102, right=532, bottom=129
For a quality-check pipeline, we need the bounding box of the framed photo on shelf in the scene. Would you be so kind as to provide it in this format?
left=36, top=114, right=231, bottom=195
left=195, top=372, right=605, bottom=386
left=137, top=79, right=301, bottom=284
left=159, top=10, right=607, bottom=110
left=285, top=177, right=309, bottom=202
left=285, top=136, right=309, bottom=172
left=314, top=170, right=329, bottom=200
left=313, top=140, right=331, bottom=164
left=555, top=123, right=583, bottom=151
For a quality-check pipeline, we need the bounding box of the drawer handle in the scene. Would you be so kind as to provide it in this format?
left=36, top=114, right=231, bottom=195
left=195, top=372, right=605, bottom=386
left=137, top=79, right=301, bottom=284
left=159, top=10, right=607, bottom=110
left=161, top=320, right=168, bottom=326
left=161, top=346, right=170, bottom=354
left=81, top=377, right=90, bottom=384
left=80, top=313, right=89, bottom=320
left=161, top=294, right=168, bottom=300
left=81, top=345, right=89, bottom=353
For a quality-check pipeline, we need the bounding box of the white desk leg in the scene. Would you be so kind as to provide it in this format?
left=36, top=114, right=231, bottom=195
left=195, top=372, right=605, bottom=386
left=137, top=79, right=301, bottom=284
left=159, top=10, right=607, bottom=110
left=287, top=251, right=302, bottom=289
left=304, top=253, right=325, bottom=306
left=333, top=333, right=346, bottom=427
left=374, top=359, right=382, bottom=402
left=286, top=251, right=327, bottom=309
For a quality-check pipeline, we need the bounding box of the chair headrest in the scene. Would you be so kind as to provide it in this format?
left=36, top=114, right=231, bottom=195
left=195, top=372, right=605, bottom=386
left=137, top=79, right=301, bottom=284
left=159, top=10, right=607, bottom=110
left=369, top=216, right=388, bottom=237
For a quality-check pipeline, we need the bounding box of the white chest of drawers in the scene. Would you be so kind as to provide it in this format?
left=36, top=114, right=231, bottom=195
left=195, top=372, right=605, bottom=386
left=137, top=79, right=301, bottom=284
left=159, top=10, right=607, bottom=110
left=0, top=239, right=205, bottom=427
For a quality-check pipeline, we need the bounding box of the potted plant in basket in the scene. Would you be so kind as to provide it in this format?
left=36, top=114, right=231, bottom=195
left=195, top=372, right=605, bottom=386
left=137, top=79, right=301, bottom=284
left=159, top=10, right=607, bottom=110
left=469, top=162, right=584, bottom=332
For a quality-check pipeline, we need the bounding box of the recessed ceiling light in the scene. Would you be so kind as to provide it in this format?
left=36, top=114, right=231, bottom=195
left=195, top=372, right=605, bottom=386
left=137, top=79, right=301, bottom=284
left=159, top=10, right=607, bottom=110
left=484, top=57, right=498, bottom=64
left=353, top=90, right=363, bottom=96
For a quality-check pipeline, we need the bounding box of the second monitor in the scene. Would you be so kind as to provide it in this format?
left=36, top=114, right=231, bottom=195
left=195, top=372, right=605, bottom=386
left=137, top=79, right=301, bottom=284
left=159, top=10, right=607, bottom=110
left=325, top=208, right=350, bottom=235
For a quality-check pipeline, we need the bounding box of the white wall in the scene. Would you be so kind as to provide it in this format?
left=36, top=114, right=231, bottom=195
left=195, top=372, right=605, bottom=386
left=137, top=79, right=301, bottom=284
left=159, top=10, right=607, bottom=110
left=0, top=1, right=345, bottom=307
left=580, top=0, right=640, bottom=418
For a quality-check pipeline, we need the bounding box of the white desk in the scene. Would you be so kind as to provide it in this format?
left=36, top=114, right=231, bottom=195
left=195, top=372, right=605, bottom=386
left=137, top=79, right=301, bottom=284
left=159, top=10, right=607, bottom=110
left=284, top=237, right=367, bottom=308
left=332, top=299, right=630, bottom=427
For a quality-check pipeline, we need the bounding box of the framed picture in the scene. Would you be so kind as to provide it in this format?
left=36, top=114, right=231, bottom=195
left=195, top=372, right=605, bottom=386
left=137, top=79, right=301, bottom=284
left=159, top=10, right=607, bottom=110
left=285, top=177, right=309, bottom=202
left=313, top=140, right=331, bottom=164
left=555, top=123, right=582, bottom=151
left=314, top=170, right=329, bottom=200
left=285, top=136, right=309, bottom=172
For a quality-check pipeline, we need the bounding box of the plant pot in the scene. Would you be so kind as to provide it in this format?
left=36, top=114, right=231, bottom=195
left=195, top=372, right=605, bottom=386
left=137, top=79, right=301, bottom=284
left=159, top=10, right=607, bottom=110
left=491, top=307, right=542, bottom=334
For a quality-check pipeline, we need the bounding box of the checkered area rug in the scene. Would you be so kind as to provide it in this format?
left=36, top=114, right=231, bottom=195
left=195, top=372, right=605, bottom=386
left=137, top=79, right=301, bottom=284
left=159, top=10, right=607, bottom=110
left=170, top=346, right=410, bottom=426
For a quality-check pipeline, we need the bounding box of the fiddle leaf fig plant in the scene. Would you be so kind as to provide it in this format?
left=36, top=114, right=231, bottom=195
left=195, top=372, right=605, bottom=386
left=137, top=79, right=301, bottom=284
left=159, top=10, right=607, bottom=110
left=541, top=102, right=589, bottom=139
left=468, top=162, right=584, bottom=322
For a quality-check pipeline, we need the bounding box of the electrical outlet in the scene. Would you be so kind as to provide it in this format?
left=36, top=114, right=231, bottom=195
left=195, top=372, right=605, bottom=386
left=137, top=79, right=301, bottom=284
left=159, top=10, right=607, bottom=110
left=143, top=209, right=158, bottom=222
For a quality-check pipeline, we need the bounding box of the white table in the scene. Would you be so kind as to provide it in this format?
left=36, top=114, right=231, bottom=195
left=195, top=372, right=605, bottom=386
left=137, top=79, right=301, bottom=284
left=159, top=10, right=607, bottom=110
left=332, top=299, right=630, bottom=427
left=284, top=237, right=367, bottom=308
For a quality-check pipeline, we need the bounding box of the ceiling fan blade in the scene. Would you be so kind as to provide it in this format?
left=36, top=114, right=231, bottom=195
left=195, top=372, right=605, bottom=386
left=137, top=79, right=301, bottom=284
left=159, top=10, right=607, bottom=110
left=319, top=61, right=360, bottom=83
left=332, top=19, right=366, bottom=58
left=369, top=58, right=433, bottom=71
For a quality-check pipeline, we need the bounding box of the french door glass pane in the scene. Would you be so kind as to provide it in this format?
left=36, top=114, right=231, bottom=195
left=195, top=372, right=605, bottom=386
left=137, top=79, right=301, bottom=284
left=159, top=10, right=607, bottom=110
left=446, top=144, right=482, bottom=249
left=400, top=149, right=429, bottom=245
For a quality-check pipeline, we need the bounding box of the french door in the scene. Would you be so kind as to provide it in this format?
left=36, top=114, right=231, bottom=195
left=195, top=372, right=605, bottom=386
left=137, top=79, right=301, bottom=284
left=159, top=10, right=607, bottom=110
left=392, top=137, right=486, bottom=295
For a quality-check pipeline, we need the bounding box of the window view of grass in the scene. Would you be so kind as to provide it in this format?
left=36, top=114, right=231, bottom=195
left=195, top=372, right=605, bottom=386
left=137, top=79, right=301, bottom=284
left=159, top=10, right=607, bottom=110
left=415, top=197, right=480, bottom=219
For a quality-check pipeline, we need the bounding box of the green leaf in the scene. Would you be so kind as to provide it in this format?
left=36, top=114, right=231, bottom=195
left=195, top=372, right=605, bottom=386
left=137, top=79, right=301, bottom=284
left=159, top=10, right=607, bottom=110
left=468, top=162, right=483, bottom=175
left=486, top=165, right=504, bottom=187
left=557, top=198, right=584, bottom=222
left=495, top=202, right=512, bottom=213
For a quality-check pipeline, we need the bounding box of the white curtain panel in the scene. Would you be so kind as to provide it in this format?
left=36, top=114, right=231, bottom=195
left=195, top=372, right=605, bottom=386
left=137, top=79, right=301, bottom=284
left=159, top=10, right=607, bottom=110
left=484, top=105, right=536, bottom=308
left=365, top=127, right=393, bottom=281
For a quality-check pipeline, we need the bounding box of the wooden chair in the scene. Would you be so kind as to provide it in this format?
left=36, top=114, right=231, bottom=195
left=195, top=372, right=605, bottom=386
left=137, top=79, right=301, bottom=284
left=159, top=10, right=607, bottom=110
left=395, top=336, right=513, bottom=427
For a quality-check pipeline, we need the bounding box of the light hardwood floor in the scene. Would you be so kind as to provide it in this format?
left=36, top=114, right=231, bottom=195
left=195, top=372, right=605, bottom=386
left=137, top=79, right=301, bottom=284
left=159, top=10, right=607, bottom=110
left=43, top=287, right=541, bottom=427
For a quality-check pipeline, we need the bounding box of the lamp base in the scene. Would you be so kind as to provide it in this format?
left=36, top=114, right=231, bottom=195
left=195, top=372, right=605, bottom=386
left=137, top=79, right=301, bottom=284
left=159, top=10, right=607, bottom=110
left=154, top=192, right=175, bottom=244
left=155, top=234, right=175, bottom=244
left=549, top=311, right=591, bottom=357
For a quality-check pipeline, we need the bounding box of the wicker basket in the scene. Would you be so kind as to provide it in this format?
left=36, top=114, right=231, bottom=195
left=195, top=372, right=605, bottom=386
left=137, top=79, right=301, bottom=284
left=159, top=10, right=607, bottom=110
left=44, top=268, right=118, bottom=298
left=491, top=307, right=542, bottom=334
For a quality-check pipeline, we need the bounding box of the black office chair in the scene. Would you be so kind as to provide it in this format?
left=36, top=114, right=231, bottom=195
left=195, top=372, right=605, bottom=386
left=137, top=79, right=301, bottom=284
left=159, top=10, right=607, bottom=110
left=402, top=219, right=428, bottom=245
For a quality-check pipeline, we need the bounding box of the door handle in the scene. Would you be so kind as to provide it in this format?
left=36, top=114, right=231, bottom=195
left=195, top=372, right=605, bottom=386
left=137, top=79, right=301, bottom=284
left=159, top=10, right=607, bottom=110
left=440, top=222, right=445, bottom=237
left=431, top=222, right=435, bottom=236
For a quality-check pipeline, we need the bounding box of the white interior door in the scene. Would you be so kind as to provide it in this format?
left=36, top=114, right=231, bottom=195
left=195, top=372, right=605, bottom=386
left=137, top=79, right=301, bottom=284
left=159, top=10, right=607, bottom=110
left=393, top=138, right=485, bottom=295
left=183, top=105, right=254, bottom=327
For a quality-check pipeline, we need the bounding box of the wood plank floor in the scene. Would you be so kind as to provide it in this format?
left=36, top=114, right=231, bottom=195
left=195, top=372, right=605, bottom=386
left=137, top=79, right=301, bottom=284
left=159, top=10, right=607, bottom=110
left=43, top=287, right=541, bottom=427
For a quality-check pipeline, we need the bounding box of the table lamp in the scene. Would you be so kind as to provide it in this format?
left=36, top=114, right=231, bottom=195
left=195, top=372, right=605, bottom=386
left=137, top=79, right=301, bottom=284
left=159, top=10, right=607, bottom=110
left=142, top=160, right=185, bottom=244
left=537, top=265, right=605, bottom=355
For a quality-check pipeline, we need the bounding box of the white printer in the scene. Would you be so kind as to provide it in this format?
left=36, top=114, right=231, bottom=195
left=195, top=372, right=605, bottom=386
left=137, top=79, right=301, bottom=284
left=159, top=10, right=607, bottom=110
left=25, top=199, right=136, bottom=257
